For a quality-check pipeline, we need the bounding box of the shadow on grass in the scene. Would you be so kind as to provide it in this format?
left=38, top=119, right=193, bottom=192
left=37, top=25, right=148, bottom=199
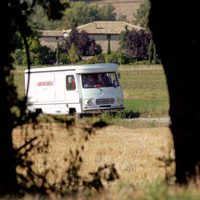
left=13, top=114, right=119, bottom=197
left=80, top=111, right=141, bottom=119
left=120, top=110, right=140, bottom=119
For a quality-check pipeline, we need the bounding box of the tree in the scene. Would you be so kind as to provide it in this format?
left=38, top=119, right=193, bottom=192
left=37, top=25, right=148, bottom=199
left=98, top=3, right=116, bottom=21
left=29, top=5, right=64, bottom=30
left=117, top=13, right=127, bottom=22
left=148, top=39, right=158, bottom=64
left=107, top=36, right=111, bottom=54
left=134, top=0, right=150, bottom=28
left=60, top=2, right=101, bottom=29
left=38, top=46, right=56, bottom=65
left=56, top=38, right=60, bottom=64
left=119, top=25, right=129, bottom=51
left=67, top=43, right=80, bottom=63
left=149, top=0, right=200, bottom=183
left=12, top=31, right=56, bottom=66
left=124, top=29, right=151, bottom=60
left=30, top=2, right=117, bottom=30
left=0, top=0, right=67, bottom=194
left=61, top=28, right=102, bottom=58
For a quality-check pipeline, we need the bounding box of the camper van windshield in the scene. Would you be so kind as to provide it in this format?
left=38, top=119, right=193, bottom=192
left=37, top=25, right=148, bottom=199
left=82, top=72, right=119, bottom=88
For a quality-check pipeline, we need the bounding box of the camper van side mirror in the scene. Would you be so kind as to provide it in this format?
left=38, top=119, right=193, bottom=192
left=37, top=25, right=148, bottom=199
left=117, top=72, right=121, bottom=79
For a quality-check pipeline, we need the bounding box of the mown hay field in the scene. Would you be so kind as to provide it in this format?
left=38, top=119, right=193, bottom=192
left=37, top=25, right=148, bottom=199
left=13, top=122, right=175, bottom=188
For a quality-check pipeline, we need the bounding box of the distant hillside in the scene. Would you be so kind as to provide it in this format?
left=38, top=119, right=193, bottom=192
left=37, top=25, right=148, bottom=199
left=90, top=0, right=144, bottom=23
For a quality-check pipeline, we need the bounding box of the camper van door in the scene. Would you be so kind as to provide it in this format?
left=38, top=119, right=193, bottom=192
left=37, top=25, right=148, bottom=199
left=65, top=72, right=79, bottom=104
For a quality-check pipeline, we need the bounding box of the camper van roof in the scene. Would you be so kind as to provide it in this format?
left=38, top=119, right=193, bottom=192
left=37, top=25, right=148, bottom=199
left=24, top=63, right=118, bottom=74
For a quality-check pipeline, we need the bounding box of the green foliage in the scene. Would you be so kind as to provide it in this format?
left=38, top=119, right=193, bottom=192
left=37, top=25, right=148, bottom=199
left=104, top=52, right=127, bottom=64
left=148, top=40, right=160, bottom=64
left=31, top=2, right=87, bottom=30
left=29, top=4, right=67, bottom=30
left=59, top=52, right=69, bottom=64
left=119, top=25, right=129, bottom=51
left=64, top=2, right=100, bottom=28
left=67, top=43, right=80, bottom=64
left=148, top=40, right=157, bottom=64
left=12, top=31, right=56, bottom=65
left=83, top=52, right=129, bottom=65
left=107, top=38, right=111, bottom=54
left=12, top=32, right=24, bottom=49
left=134, top=0, right=150, bottom=28
left=12, top=44, right=56, bottom=66
left=30, top=2, right=117, bottom=30
left=85, top=53, right=106, bottom=64
left=117, top=13, right=127, bottom=21
left=12, top=49, right=26, bottom=66
left=38, top=46, right=56, bottom=65
left=98, top=3, right=116, bottom=21
left=56, top=41, right=60, bottom=64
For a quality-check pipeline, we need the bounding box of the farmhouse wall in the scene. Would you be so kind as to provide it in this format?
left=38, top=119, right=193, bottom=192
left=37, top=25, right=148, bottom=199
left=89, top=34, right=119, bottom=52
left=40, top=36, right=64, bottom=50
left=39, top=21, right=144, bottom=53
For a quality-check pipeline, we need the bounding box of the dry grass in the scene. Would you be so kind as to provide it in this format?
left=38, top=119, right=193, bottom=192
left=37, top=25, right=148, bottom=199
left=12, top=122, right=175, bottom=189
left=82, top=125, right=175, bottom=186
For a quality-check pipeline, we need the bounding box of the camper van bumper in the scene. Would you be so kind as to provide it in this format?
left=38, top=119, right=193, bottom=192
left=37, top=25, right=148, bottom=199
left=82, top=107, right=124, bottom=114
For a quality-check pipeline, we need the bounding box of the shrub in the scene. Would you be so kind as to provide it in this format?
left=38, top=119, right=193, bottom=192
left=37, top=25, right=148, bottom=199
left=61, top=28, right=102, bottom=57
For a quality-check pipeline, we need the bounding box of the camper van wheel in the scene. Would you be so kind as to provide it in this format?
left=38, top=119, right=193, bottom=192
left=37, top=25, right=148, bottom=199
left=69, top=108, right=81, bottom=118
left=69, top=108, right=76, bottom=115
left=35, top=109, right=43, bottom=117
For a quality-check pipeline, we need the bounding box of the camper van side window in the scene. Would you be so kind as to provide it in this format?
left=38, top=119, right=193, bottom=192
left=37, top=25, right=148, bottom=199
left=66, top=75, right=76, bottom=90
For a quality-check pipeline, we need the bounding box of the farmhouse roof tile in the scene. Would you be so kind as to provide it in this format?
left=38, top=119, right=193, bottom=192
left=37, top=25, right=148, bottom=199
left=40, top=21, right=144, bottom=37
left=40, top=30, right=64, bottom=37
left=76, top=21, right=144, bottom=35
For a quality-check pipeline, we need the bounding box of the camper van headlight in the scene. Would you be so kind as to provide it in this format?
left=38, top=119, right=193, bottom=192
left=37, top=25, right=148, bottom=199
left=84, top=98, right=94, bottom=106
left=117, top=97, right=123, bottom=104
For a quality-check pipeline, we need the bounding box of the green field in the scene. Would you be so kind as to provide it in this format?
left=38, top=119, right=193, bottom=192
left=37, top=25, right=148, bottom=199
left=13, top=65, right=169, bottom=118
left=119, top=65, right=169, bottom=117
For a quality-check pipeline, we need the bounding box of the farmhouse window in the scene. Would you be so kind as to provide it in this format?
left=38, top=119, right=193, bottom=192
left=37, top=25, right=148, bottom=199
left=107, top=35, right=111, bottom=40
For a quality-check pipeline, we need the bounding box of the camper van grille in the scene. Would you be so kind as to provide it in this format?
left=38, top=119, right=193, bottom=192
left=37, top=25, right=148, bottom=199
left=96, top=98, right=115, bottom=105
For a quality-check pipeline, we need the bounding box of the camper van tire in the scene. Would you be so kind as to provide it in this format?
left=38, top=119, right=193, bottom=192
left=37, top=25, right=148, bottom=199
left=27, top=108, right=43, bottom=119
left=35, top=109, right=43, bottom=116
left=69, top=108, right=82, bottom=118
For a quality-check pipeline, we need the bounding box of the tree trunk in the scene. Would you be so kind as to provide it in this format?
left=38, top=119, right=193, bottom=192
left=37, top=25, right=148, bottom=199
left=0, top=68, right=18, bottom=194
left=149, top=0, right=200, bottom=183
left=0, top=1, right=18, bottom=194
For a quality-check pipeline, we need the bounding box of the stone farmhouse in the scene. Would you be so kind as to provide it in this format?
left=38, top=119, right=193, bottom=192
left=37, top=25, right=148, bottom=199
left=40, top=21, right=143, bottom=53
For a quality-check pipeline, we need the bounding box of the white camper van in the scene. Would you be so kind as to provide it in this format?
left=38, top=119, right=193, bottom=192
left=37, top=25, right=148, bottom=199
left=24, top=63, right=124, bottom=116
